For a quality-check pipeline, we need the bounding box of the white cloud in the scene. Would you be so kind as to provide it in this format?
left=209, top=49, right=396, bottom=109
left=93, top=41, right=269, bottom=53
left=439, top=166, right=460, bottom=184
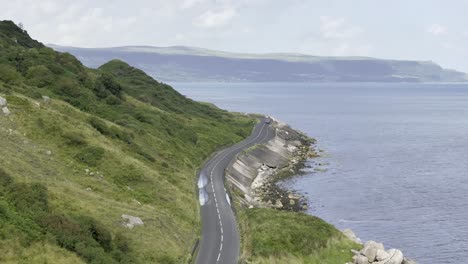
left=181, top=0, right=207, bottom=9
left=193, top=7, right=237, bottom=28
left=427, top=23, right=446, bottom=36
left=320, top=16, right=363, bottom=39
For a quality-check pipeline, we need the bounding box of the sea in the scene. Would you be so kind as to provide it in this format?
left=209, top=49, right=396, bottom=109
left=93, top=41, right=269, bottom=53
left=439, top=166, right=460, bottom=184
left=172, top=82, right=468, bottom=264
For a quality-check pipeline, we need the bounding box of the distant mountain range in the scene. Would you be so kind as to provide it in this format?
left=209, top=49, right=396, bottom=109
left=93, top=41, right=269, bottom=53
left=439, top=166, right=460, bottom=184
left=50, top=45, right=468, bottom=83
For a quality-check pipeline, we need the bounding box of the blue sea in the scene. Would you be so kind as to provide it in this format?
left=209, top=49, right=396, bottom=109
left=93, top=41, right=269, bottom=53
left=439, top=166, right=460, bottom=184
left=173, top=82, right=468, bottom=264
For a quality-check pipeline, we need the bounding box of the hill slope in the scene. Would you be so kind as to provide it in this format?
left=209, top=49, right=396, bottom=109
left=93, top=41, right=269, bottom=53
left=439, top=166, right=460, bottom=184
left=51, top=45, right=468, bottom=83
left=0, top=20, right=254, bottom=263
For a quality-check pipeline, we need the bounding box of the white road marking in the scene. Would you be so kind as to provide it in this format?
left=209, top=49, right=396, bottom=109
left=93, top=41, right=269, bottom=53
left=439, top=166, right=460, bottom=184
left=203, top=121, right=269, bottom=263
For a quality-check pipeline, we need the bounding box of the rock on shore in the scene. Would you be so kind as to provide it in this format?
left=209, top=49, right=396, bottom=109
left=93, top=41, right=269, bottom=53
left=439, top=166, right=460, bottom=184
left=226, top=117, right=315, bottom=211
left=344, top=230, right=417, bottom=264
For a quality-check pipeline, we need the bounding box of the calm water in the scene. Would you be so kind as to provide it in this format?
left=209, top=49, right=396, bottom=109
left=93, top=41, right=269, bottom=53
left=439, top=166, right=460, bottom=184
left=173, top=82, right=468, bottom=264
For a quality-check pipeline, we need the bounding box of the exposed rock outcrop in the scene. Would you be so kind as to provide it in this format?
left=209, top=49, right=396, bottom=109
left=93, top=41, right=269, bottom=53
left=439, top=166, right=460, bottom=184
left=121, top=214, right=144, bottom=229
left=0, top=96, right=10, bottom=116
left=0, top=96, right=6, bottom=106
left=2, top=106, right=10, bottom=116
left=348, top=240, right=417, bottom=264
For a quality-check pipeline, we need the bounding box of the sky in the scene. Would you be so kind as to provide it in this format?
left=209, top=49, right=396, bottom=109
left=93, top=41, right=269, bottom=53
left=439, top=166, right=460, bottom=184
left=1, top=0, right=468, bottom=72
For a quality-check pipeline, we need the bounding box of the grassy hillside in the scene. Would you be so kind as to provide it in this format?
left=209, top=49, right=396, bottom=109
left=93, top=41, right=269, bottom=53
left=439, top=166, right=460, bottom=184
left=238, top=208, right=360, bottom=264
left=0, top=20, right=254, bottom=263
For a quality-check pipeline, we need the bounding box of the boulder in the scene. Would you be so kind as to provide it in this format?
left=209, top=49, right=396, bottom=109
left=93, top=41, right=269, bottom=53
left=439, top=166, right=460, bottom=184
left=375, top=249, right=404, bottom=264
left=2, top=106, right=10, bottom=116
left=352, top=254, right=369, bottom=264
left=42, top=95, right=50, bottom=103
left=403, top=257, right=417, bottom=264
left=273, top=199, right=283, bottom=209
left=0, top=96, right=6, bottom=106
left=376, top=249, right=390, bottom=261
left=362, top=240, right=385, bottom=262
left=121, top=214, right=144, bottom=229
left=343, top=229, right=362, bottom=244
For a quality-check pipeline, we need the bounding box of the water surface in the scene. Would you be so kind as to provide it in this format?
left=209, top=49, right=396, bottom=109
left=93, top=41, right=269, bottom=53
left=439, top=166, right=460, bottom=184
left=173, top=82, right=468, bottom=264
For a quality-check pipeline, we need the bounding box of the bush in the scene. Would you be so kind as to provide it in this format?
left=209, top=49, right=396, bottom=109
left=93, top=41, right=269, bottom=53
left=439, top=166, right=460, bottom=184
left=62, top=131, right=87, bottom=146
left=40, top=213, right=132, bottom=264
left=7, top=183, right=49, bottom=216
left=94, top=73, right=122, bottom=99
left=74, top=146, right=105, bottom=166
left=0, top=64, right=21, bottom=84
left=89, top=117, right=134, bottom=144
left=53, top=76, right=81, bottom=98
left=26, top=65, right=54, bottom=87
left=77, top=216, right=112, bottom=252
left=89, top=117, right=112, bottom=136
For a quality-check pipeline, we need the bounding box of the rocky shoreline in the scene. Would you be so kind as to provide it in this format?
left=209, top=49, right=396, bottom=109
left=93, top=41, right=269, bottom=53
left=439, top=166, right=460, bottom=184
left=343, top=229, right=417, bottom=264
left=227, top=116, right=417, bottom=264
left=226, top=117, right=316, bottom=212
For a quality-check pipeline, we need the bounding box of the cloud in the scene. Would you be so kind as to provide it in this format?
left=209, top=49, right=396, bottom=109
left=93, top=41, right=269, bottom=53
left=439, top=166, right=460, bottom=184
left=181, top=0, right=206, bottom=9
left=193, top=7, right=237, bottom=28
left=427, top=24, right=446, bottom=36
left=319, top=16, right=363, bottom=39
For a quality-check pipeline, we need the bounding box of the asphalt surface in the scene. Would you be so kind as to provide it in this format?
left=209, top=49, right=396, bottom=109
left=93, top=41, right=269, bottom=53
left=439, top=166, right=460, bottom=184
left=195, top=118, right=275, bottom=264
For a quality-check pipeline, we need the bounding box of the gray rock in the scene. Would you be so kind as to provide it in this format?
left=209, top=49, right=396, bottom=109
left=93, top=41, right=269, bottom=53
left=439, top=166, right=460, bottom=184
left=375, top=249, right=404, bottom=264
left=403, top=257, right=417, bottom=264
left=352, top=254, right=369, bottom=264
left=121, top=214, right=144, bottom=229
left=42, top=95, right=50, bottom=103
left=2, top=106, right=10, bottom=116
left=376, top=249, right=390, bottom=261
left=0, top=96, right=6, bottom=106
left=362, top=240, right=385, bottom=262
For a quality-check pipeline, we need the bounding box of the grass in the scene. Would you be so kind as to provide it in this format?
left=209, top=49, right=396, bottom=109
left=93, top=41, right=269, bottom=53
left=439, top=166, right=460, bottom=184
left=238, top=208, right=360, bottom=264
left=0, top=20, right=358, bottom=264
left=0, top=20, right=255, bottom=263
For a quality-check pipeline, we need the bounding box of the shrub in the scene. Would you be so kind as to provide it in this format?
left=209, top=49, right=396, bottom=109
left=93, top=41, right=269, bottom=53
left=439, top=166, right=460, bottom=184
left=25, top=65, right=54, bottom=87
left=89, top=117, right=134, bottom=144
left=77, top=216, right=112, bottom=252
left=0, top=64, right=21, bottom=84
left=7, top=182, right=49, bottom=216
left=74, top=146, right=105, bottom=167
left=62, top=131, right=87, bottom=146
left=53, top=76, right=81, bottom=98
left=40, top=213, right=132, bottom=264
left=0, top=168, right=13, bottom=190
left=95, top=73, right=122, bottom=99
left=89, top=117, right=112, bottom=136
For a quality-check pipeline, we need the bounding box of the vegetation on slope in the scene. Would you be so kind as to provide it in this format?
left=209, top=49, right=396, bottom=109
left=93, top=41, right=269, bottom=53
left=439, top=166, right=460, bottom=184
left=0, top=20, right=254, bottom=263
left=238, top=208, right=360, bottom=264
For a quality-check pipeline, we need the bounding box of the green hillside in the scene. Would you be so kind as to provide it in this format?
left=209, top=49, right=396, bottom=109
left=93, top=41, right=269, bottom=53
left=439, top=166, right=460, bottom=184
left=0, top=20, right=254, bottom=263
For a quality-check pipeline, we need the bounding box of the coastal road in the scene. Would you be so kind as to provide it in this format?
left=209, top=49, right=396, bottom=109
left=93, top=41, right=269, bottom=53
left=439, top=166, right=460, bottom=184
left=196, top=118, right=275, bottom=264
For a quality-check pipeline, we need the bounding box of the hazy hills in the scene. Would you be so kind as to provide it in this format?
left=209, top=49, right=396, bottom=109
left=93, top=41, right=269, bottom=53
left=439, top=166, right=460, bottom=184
left=51, top=45, right=468, bottom=83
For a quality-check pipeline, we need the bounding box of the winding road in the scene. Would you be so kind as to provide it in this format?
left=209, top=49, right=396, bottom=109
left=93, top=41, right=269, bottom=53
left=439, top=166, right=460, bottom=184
left=196, top=118, right=275, bottom=264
